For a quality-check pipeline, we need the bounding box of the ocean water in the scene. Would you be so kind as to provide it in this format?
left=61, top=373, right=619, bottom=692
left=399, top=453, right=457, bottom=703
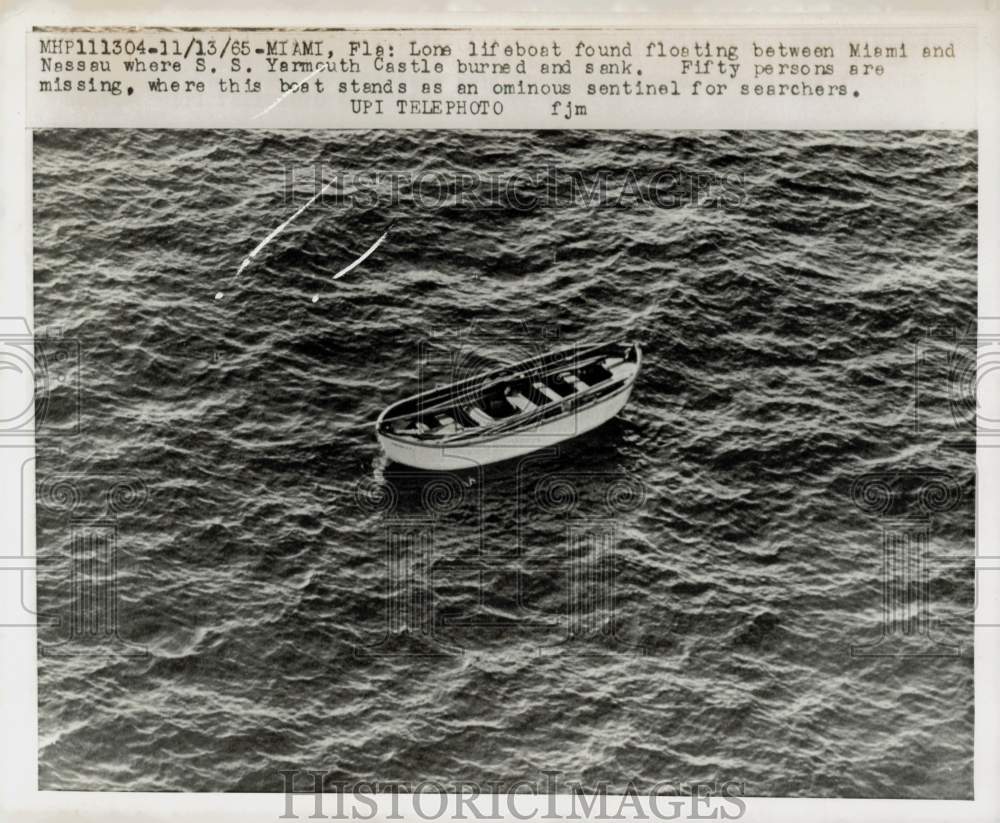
left=33, top=129, right=976, bottom=797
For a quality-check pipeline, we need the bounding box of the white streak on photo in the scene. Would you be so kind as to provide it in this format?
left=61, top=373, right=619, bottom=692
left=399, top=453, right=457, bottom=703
left=332, top=224, right=392, bottom=280
left=235, top=180, right=336, bottom=278
left=251, top=64, right=328, bottom=122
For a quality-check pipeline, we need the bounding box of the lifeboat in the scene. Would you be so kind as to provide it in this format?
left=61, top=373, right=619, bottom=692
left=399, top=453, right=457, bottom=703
left=376, top=341, right=641, bottom=470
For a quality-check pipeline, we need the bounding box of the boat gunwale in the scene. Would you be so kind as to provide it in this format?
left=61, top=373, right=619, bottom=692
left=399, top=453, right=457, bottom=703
left=376, top=340, right=627, bottom=430
left=377, top=379, right=637, bottom=450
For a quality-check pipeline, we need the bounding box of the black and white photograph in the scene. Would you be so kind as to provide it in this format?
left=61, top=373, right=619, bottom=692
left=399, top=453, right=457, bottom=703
left=30, top=126, right=976, bottom=801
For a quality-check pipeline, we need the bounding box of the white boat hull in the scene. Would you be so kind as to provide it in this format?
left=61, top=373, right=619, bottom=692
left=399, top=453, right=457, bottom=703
left=377, top=381, right=635, bottom=471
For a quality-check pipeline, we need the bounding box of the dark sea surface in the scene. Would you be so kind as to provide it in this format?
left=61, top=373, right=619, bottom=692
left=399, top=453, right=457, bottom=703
left=33, top=130, right=976, bottom=797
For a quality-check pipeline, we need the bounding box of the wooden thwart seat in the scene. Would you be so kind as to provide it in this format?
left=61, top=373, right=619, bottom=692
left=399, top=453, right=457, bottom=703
left=507, top=391, right=537, bottom=412
left=533, top=382, right=562, bottom=403
left=467, top=406, right=494, bottom=426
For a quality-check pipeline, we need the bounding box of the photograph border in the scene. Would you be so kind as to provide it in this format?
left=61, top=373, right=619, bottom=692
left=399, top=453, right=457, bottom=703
left=2, top=1, right=998, bottom=822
